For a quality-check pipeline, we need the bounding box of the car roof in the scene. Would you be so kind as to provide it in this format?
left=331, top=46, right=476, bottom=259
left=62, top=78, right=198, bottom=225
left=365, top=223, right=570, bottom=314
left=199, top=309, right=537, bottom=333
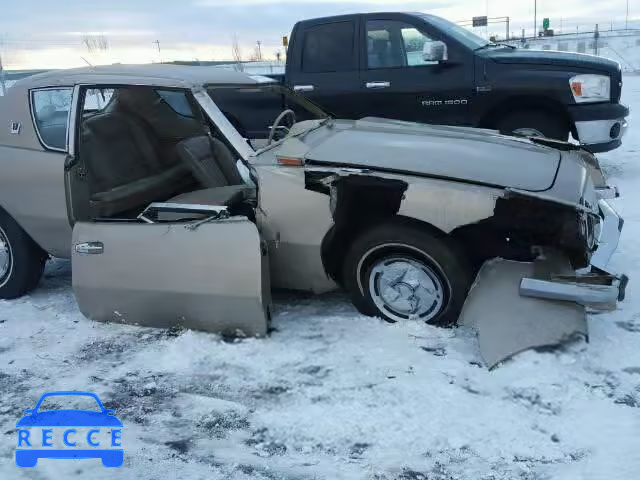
left=12, top=63, right=264, bottom=90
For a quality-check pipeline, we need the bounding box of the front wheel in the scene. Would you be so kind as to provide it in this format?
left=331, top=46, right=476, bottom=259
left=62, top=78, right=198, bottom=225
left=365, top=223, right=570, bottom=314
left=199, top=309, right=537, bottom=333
left=343, top=221, right=473, bottom=327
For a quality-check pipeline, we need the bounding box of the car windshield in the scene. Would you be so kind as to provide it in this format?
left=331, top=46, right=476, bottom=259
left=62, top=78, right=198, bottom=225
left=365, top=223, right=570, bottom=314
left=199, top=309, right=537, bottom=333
left=206, top=83, right=330, bottom=146
left=417, top=14, right=490, bottom=50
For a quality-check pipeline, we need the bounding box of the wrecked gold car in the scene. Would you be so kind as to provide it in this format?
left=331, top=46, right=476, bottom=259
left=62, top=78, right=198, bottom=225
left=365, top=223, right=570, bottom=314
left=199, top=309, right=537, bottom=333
left=0, top=65, right=628, bottom=365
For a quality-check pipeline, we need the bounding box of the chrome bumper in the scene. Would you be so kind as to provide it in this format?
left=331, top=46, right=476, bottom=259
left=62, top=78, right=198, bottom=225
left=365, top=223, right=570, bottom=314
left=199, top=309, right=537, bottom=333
left=575, top=117, right=628, bottom=147
left=519, top=199, right=628, bottom=308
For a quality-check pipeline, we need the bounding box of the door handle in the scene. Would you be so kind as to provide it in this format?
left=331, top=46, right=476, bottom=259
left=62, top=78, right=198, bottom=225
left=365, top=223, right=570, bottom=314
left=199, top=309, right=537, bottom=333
left=293, top=85, right=315, bottom=93
left=75, top=242, right=104, bottom=255
left=366, top=81, right=391, bottom=89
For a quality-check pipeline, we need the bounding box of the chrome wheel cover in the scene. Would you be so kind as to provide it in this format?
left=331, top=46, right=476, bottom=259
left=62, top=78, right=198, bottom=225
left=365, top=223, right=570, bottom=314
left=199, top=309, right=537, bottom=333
left=0, top=227, right=12, bottom=287
left=368, top=256, right=446, bottom=322
left=513, top=127, right=545, bottom=138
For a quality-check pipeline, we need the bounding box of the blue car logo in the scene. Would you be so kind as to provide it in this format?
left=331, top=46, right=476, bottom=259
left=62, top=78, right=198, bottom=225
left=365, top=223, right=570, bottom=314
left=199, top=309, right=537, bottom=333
left=15, top=391, right=123, bottom=468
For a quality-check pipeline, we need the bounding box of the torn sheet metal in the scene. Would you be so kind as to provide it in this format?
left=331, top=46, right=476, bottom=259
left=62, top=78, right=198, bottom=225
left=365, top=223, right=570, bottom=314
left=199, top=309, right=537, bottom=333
left=459, top=258, right=587, bottom=369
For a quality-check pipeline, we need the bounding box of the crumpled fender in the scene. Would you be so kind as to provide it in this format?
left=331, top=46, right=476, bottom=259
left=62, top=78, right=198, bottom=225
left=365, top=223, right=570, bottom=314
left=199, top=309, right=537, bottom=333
left=459, top=257, right=588, bottom=369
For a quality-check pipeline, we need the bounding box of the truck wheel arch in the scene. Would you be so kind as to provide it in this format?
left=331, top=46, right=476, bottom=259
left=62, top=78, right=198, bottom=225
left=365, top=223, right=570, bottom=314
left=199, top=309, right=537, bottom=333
left=479, top=96, right=572, bottom=137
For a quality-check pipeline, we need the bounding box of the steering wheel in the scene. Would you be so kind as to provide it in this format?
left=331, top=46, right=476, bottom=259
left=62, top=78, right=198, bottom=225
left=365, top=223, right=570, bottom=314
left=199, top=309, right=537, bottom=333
left=268, top=109, right=297, bottom=145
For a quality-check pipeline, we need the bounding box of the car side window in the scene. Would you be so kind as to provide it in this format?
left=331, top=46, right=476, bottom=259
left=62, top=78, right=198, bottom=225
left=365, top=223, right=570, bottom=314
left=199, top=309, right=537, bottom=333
left=367, top=20, right=436, bottom=69
left=302, top=21, right=356, bottom=73
left=83, top=88, right=115, bottom=113
left=156, top=90, right=196, bottom=118
left=31, top=88, right=73, bottom=151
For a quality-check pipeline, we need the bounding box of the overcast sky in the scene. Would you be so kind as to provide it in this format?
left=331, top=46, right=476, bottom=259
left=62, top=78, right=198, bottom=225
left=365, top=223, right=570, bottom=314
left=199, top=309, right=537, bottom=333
left=0, top=0, right=636, bottom=69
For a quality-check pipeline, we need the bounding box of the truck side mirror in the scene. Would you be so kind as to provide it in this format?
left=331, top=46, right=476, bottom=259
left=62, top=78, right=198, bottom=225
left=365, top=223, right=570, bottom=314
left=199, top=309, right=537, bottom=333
left=422, top=40, right=448, bottom=62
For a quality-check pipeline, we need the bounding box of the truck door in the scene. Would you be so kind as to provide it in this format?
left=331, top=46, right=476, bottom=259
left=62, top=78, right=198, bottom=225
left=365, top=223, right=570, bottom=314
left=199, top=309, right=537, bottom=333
left=70, top=214, right=271, bottom=337
left=286, top=17, right=363, bottom=119
left=358, top=14, right=474, bottom=126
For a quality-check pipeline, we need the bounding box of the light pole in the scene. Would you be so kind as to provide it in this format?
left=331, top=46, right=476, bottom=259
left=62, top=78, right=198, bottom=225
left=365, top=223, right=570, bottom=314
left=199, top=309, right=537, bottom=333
left=626, top=0, right=630, bottom=30
left=534, top=0, right=537, bottom=38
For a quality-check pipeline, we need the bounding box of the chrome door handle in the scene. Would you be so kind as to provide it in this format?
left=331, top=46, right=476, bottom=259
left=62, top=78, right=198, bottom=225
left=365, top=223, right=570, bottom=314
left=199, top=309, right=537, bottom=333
left=75, top=242, right=104, bottom=255
left=366, top=81, right=391, bottom=89
left=293, top=85, right=315, bottom=92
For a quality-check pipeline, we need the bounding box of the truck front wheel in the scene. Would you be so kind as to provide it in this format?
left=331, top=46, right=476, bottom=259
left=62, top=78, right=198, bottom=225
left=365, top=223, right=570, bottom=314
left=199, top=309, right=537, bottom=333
left=0, top=210, right=47, bottom=299
left=497, top=110, right=570, bottom=141
left=342, top=221, right=473, bottom=327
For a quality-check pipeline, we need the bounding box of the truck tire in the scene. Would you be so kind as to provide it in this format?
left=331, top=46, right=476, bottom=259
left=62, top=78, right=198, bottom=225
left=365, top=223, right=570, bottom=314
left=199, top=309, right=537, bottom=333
left=342, top=220, right=473, bottom=327
left=497, top=110, right=569, bottom=141
left=0, top=209, right=47, bottom=299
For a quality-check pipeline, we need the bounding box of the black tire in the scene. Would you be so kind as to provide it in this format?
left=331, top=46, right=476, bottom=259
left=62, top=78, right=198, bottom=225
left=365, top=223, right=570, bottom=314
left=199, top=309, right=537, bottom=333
left=342, top=220, right=474, bottom=327
left=497, top=110, right=569, bottom=141
left=0, top=209, right=47, bottom=299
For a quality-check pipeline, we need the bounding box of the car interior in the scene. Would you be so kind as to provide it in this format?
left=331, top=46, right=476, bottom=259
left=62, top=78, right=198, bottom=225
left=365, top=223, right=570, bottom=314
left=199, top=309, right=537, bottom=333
left=77, top=86, right=256, bottom=223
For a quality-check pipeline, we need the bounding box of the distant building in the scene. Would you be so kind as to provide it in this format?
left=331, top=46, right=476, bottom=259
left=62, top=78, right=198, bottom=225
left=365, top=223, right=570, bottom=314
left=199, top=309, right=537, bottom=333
left=508, top=29, right=640, bottom=72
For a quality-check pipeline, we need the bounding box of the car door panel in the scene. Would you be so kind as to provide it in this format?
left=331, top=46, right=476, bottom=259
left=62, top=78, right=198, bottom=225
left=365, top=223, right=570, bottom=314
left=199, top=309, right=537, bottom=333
left=72, top=219, right=271, bottom=336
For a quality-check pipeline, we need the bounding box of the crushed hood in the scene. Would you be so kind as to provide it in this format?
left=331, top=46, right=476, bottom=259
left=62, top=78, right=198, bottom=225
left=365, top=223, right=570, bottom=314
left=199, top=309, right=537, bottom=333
left=304, top=118, right=561, bottom=192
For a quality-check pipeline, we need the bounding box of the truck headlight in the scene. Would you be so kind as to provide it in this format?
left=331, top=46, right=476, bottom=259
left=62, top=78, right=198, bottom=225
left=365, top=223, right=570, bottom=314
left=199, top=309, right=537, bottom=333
left=570, top=74, right=610, bottom=103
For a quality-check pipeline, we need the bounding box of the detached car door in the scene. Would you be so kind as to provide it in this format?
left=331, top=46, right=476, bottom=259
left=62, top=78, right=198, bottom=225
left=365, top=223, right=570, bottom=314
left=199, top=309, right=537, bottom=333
left=71, top=215, right=271, bottom=337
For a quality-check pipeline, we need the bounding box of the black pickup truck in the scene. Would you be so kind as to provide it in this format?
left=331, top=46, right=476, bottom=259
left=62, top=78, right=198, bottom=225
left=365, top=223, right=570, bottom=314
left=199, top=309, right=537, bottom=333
left=261, top=12, right=628, bottom=152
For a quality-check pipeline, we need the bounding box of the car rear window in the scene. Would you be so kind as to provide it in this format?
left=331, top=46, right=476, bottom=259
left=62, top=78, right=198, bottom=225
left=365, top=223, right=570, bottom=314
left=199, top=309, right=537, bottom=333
left=302, top=21, right=356, bottom=73
left=31, top=88, right=73, bottom=151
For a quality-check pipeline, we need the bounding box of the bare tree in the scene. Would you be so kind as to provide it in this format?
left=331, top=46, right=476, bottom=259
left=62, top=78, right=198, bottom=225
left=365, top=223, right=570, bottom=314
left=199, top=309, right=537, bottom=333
left=231, top=34, right=244, bottom=72
left=82, top=34, right=109, bottom=54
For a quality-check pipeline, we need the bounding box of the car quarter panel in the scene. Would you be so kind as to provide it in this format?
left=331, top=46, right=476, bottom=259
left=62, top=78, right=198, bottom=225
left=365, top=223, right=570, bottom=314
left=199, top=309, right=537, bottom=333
left=0, top=86, right=72, bottom=258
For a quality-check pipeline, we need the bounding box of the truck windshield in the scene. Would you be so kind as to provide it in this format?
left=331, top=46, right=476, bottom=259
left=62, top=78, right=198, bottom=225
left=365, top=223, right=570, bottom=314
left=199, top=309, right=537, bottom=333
left=417, top=14, right=490, bottom=50
left=207, top=83, right=330, bottom=140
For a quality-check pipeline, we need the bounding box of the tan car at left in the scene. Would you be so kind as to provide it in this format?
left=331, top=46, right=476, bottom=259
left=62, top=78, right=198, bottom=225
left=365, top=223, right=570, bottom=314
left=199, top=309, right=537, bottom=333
left=0, top=65, right=627, bottom=364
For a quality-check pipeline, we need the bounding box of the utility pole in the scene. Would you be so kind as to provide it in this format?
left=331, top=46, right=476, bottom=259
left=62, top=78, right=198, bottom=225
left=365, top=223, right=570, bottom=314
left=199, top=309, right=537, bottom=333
left=256, top=41, right=262, bottom=61
left=626, top=0, right=630, bottom=30
left=154, top=40, right=162, bottom=63
left=534, top=0, right=537, bottom=37
left=0, top=53, right=6, bottom=97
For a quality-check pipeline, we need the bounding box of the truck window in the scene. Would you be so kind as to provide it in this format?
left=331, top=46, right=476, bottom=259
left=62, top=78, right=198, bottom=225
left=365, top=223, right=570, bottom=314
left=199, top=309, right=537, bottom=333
left=31, top=88, right=73, bottom=151
left=367, top=20, right=436, bottom=69
left=302, top=21, right=356, bottom=73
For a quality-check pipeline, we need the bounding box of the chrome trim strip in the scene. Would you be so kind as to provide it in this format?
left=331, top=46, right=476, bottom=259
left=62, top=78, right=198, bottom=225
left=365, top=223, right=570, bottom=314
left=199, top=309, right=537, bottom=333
left=144, top=202, right=228, bottom=214
left=520, top=277, right=620, bottom=307
left=28, top=86, right=74, bottom=153
left=192, top=88, right=254, bottom=162
left=595, top=185, right=620, bottom=200
left=591, top=199, right=622, bottom=270
left=67, top=85, right=82, bottom=157
left=293, top=85, right=315, bottom=92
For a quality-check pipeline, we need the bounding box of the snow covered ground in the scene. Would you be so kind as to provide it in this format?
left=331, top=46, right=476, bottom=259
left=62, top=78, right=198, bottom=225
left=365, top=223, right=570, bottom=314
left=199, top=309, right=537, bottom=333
left=1, top=76, right=640, bottom=480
